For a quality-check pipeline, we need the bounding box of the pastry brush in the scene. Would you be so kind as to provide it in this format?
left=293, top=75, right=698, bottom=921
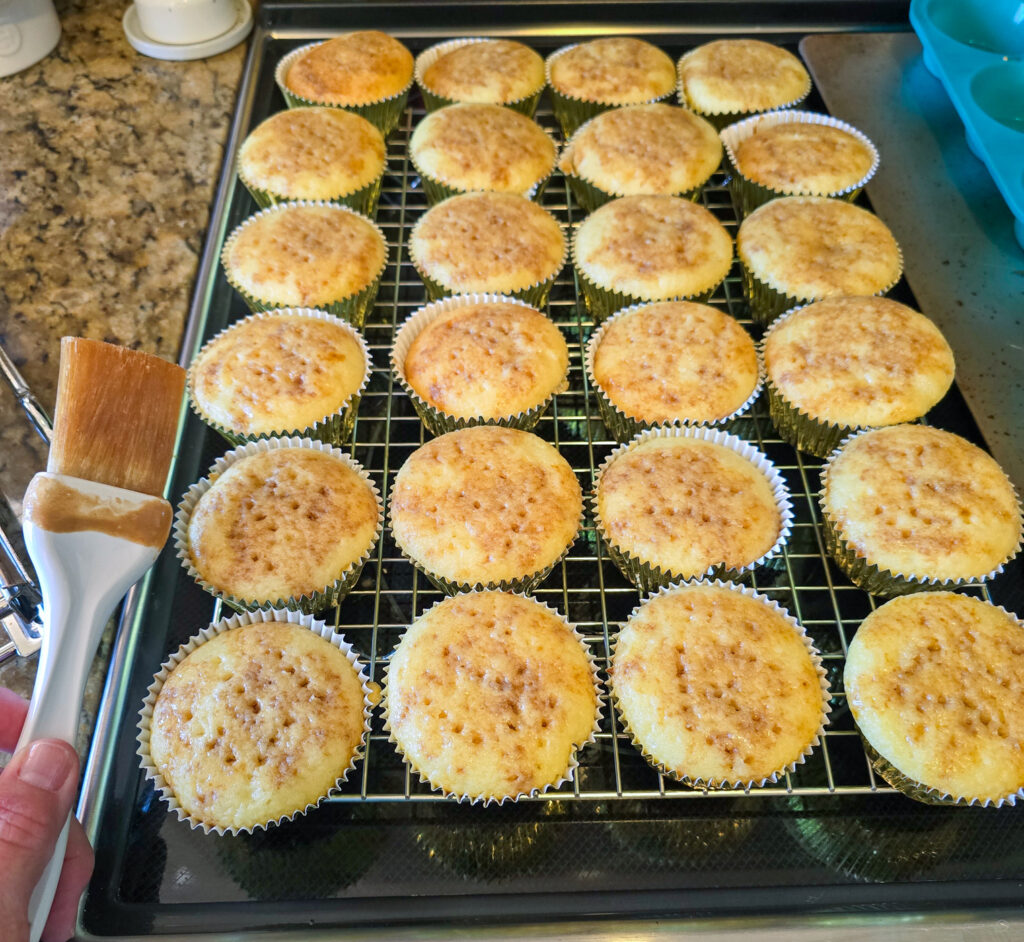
left=17, top=337, right=184, bottom=942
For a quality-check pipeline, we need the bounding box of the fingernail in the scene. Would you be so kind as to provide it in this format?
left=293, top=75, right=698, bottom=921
left=17, top=740, right=75, bottom=792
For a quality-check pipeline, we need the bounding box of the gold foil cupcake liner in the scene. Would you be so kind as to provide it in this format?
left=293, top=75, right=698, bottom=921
left=610, top=579, right=831, bottom=791
left=274, top=41, right=411, bottom=136
left=818, top=429, right=1021, bottom=597
left=585, top=302, right=763, bottom=442
left=174, top=436, right=384, bottom=614
left=381, top=589, right=604, bottom=806
left=407, top=199, right=568, bottom=307
left=220, top=200, right=387, bottom=330
left=391, top=293, right=568, bottom=436
left=187, top=308, right=372, bottom=447
left=137, top=607, right=374, bottom=835
left=414, top=38, right=544, bottom=116
left=720, top=110, right=880, bottom=219
left=238, top=166, right=384, bottom=218
left=592, top=426, right=794, bottom=593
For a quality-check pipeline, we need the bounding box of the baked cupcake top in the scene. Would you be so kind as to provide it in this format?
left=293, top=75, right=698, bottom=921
left=737, top=197, right=902, bottom=302
left=419, top=39, right=545, bottom=106
left=237, top=108, right=386, bottom=202
left=409, top=192, right=565, bottom=295
left=822, top=425, right=1022, bottom=582
left=400, top=299, right=569, bottom=420
left=284, top=31, right=413, bottom=106
left=844, top=592, right=1024, bottom=803
left=597, top=433, right=783, bottom=579
left=385, top=591, right=598, bottom=801
left=764, top=297, right=955, bottom=429
left=187, top=447, right=381, bottom=604
left=189, top=311, right=368, bottom=437
left=574, top=195, right=733, bottom=301
left=558, top=103, right=722, bottom=197
left=410, top=104, right=556, bottom=195
left=612, top=583, right=826, bottom=785
left=223, top=203, right=387, bottom=307
left=591, top=301, right=759, bottom=424
left=390, top=426, right=582, bottom=588
left=678, top=39, right=810, bottom=116
left=149, top=620, right=367, bottom=830
left=548, top=38, right=676, bottom=105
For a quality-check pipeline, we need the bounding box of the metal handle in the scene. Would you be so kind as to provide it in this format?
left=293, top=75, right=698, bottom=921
left=0, top=342, right=53, bottom=444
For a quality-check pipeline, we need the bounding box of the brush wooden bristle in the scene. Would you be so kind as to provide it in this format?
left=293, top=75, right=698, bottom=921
left=47, top=338, right=186, bottom=497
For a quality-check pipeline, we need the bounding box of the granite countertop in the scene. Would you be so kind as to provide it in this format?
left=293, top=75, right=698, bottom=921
left=0, top=0, right=246, bottom=756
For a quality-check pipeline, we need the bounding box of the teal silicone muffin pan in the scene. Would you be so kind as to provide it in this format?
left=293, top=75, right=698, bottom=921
left=910, top=0, right=1024, bottom=250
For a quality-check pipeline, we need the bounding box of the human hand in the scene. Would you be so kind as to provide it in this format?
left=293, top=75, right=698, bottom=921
left=0, top=686, right=94, bottom=942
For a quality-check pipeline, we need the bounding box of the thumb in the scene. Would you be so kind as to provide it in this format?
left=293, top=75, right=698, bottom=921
left=0, top=739, right=79, bottom=936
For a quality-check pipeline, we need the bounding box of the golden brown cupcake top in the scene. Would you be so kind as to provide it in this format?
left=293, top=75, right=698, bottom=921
left=237, top=108, right=386, bottom=201
left=822, top=425, right=1022, bottom=582
left=390, top=426, right=582, bottom=587
left=764, top=297, right=955, bottom=429
left=409, top=192, right=565, bottom=295
left=678, top=39, right=810, bottom=115
left=402, top=300, right=569, bottom=420
left=223, top=204, right=386, bottom=308
left=558, top=103, right=722, bottom=196
left=737, top=197, right=902, bottom=302
left=386, top=591, right=598, bottom=800
left=592, top=301, right=758, bottom=424
left=549, top=38, right=676, bottom=105
left=845, top=593, right=1024, bottom=802
left=613, top=584, right=824, bottom=784
left=149, top=621, right=367, bottom=831
left=597, top=434, right=781, bottom=578
left=188, top=447, right=380, bottom=604
left=420, top=40, right=545, bottom=105
left=285, top=31, right=413, bottom=105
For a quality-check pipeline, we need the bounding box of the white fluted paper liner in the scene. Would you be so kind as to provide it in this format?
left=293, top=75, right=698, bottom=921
left=819, top=428, right=1022, bottom=597
left=220, top=200, right=388, bottom=329
left=592, top=426, right=794, bottom=593
left=390, top=294, right=568, bottom=435
left=174, top=436, right=384, bottom=613
left=414, top=38, right=545, bottom=116
left=137, top=607, right=374, bottom=835
left=720, top=110, right=880, bottom=218
left=381, top=589, right=604, bottom=806
left=585, top=302, right=763, bottom=442
left=610, top=578, right=831, bottom=790
left=187, top=308, right=372, bottom=447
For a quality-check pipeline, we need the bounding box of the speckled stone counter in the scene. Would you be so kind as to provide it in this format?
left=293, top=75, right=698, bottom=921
left=0, top=0, right=245, bottom=756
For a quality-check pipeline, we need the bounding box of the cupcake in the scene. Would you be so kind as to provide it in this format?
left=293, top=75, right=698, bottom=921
left=391, top=295, right=569, bottom=434
left=188, top=309, right=371, bottom=446
left=572, top=195, right=733, bottom=322
left=176, top=437, right=383, bottom=612
left=677, top=39, right=811, bottom=128
left=586, top=300, right=761, bottom=441
left=844, top=592, right=1024, bottom=806
left=721, top=111, right=879, bottom=217
left=819, top=424, right=1022, bottom=596
left=237, top=108, right=386, bottom=215
left=736, top=196, right=903, bottom=327
left=221, top=201, right=387, bottom=329
left=762, top=297, right=955, bottom=458
left=389, top=426, right=582, bottom=593
left=383, top=591, right=601, bottom=804
left=276, top=31, right=413, bottom=135
left=611, top=581, right=829, bottom=788
left=138, top=608, right=372, bottom=834
left=558, top=103, right=722, bottom=210
left=593, top=427, right=792, bottom=592
left=415, top=38, right=546, bottom=115
left=408, top=191, right=566, bottom=305
left=409, top=103, right=557, bottom=204
left=546, top=38, right=677, bottom=137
